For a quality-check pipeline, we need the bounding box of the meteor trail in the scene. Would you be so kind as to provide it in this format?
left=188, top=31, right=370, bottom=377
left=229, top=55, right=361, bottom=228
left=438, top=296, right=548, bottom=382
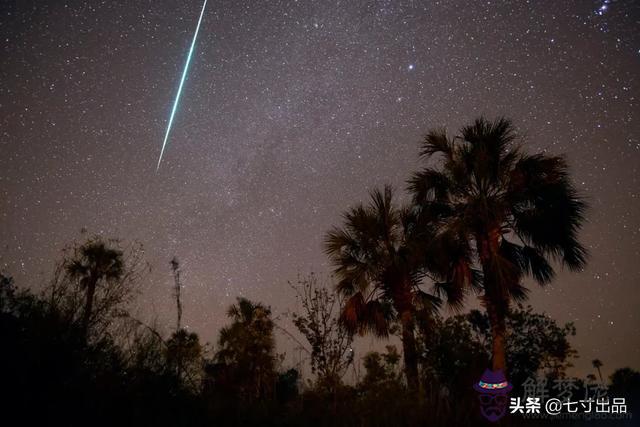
left=156, top=0, right=208, bottom=171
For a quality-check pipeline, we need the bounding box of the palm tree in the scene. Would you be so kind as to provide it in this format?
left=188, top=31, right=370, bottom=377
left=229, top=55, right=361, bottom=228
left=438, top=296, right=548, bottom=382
left=66, top=238, right=124, bottom=339
left=324, top=186, right=440, bottom=391
left=408, top=117, right=587, bottom=373
left=592, top=359, right=604, bottom=383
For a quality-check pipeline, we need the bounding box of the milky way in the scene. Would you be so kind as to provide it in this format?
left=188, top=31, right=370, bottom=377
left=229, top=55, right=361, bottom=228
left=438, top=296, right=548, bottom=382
left=1, top=0, right=639, bottom=377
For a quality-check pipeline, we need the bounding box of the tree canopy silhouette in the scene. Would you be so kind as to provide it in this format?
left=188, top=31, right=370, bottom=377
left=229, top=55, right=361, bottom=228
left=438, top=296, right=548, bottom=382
left=65, top=237, right=124, bottom=339
left=408, top=117, right=587, bottom=372
left=324, top=186, right=440, bottom=391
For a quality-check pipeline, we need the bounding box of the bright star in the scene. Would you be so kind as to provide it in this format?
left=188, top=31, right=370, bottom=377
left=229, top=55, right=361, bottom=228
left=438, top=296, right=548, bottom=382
left=596, top=0, right=610, bottom=15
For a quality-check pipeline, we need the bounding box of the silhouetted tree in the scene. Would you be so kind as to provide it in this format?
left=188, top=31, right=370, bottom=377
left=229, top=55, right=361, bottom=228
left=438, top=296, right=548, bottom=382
left=215, top=297, right=277, bottom=402
left=1, top=248, right=204, bottom=427
left=65, top=237, right=124, bottom=339
left=592, top=358, right=604, bottom=382
left=465, top=305, right=577, bottom=387
left=170, top=257, right=183, bottom=331
left=610, top=367, right=640, bottom=390
left=609, top=367, right=640, bottom=414
left=409, top=117, right=587, bottom=373
left=324, top=186, right=440, bottom=392
left=0, top=273, right=15, bottom=311
left=275, top=368, right=300, bottom=404
left=288, top=273, right=354, bottom=391
left=166, top=328, right=203, bottom=390
left=418, top=312, right=488, bottom=397
left=354, top=346, right=427, bottom=426
left=46, top=236, right=148, bottom=345
left=360, top=346, right=402, bottom=389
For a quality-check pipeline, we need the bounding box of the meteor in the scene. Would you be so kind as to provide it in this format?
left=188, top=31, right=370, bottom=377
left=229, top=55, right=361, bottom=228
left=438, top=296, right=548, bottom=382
left=156, top=0, right=208, bottom=171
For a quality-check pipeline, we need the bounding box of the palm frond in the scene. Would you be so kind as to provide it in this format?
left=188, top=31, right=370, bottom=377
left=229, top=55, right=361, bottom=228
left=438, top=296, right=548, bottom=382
left=500, top=239, right=554, bottom=286
left=339, top=292, right=365, bottom=334
left=419, top=128, right=453, bottom=159
left=361, top=299, right=392, bottom=337
left=461, top=117, right=516, bottom=153
left=509, top=154, right=588, bottom=270
left=407, top=168, right=452, bottom=204
left=433, top=281, right=465, bottom=312
left=413, top=289, right=442, bottom=312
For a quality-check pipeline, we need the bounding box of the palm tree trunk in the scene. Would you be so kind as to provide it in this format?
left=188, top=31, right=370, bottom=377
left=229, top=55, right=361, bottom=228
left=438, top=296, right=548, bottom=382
left=478, top=230, right=508, bottom=373
left=485, top=299, right=507, bottom=372
left=82, top=277, right=97, bottom=340
left=400, top=309, right=420, bottom=392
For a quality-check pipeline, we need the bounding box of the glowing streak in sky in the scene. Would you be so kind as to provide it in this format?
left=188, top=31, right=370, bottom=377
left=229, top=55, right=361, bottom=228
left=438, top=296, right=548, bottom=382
left=156, top=0, right=208, bottom=171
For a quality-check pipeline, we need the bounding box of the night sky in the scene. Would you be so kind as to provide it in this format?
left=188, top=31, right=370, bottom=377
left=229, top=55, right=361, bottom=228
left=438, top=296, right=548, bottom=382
left=1, top=0, right=639, bottom=378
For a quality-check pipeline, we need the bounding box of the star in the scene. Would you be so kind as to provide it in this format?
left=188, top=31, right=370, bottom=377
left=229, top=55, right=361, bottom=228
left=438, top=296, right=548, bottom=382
left=596, top=1, right=611, bottom=16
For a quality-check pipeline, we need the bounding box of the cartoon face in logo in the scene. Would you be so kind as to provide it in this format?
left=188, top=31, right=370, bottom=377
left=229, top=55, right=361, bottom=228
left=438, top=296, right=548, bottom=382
left=473, top=369, right=513, bottom=422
